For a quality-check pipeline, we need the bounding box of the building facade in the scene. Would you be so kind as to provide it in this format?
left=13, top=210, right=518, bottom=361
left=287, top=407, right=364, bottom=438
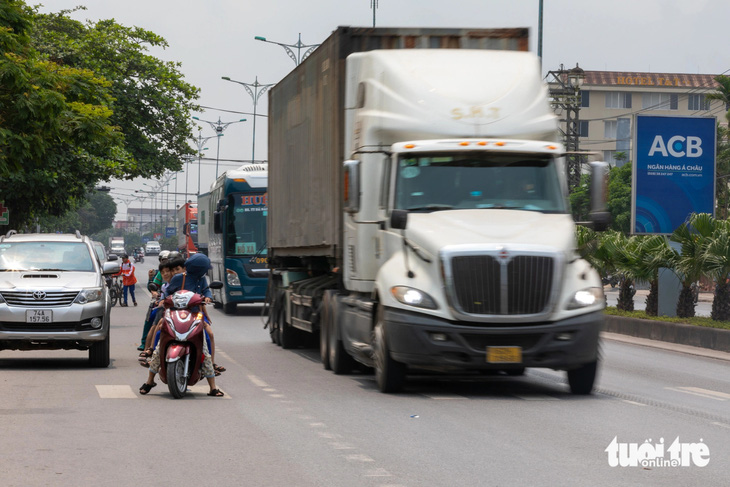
left=555, top=71, right=725, bottom=166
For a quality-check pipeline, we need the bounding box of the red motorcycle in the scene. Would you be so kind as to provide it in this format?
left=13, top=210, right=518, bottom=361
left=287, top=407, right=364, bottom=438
left=157, top=282, right=222, bottom=398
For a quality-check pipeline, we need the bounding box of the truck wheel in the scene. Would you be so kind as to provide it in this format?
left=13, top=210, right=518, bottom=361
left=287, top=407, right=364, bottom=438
left=223, top=302, right=237, bottom=314
left=89, top=333, right=110, bottom=368
left=328, top=295, right=356, bottom=375
left=567, top=360, right=598, bottom=395
left=278, top=308, right=298, bottom=349
left=372, top=310, right=406, bottom=393
left=320, top=291, right=334, bottom=370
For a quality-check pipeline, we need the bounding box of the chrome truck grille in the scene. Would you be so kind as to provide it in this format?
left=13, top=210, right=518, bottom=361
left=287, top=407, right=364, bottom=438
left=442, top=247, right=561, bottom=323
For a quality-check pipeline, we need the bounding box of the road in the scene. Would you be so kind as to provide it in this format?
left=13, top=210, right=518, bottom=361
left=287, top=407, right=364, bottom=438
left=1, top=259, right=728, bottom=486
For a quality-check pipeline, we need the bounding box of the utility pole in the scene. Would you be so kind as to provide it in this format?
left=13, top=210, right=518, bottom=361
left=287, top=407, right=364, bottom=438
left=547, top=64, right=586, bottom=191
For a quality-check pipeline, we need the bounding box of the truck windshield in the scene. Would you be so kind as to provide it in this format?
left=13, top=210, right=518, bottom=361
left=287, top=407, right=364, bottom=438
left=189, top=222, right=198, bottom=246
left=226, top=193, right=267, bottom=256
left=394, top=152, right=567, bottom=213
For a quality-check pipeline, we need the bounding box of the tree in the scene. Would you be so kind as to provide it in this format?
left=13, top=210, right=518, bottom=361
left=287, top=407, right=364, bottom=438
left=670, top=214, right=712, bottom=318
left=706, top=75, right=730, bottom=124
left=0, top=0, right=132, bottom=228
left=30, top=7, right=200, bottom=179
left=607, top=161, right=632, bottom=234
left=39, top=190, right=117, bottom=235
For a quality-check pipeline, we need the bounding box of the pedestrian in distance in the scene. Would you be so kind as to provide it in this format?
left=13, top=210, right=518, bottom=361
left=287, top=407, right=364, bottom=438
left=120, top=254, right=138, bottom=307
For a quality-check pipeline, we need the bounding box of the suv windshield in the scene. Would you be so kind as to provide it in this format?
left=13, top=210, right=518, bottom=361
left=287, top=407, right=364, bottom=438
left=394, top=152, right=567, bottom=213
left=0, top=242, right=95, bottom=272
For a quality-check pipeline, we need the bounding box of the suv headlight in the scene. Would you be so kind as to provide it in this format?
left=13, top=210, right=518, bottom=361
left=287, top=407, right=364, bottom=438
left=391, top=286, right=438, bottom=310
left=566, top=287, right=604, bottom=310
left=74, top=288, right=103, bottom=304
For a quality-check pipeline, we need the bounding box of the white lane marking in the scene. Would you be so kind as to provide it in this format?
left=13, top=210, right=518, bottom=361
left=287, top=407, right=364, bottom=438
left=262, top=388, right=277, bottom=392
left=96, top=385, right=137, bottom=399
left=421, top=394, right=467, bottom=400
left=345, top=454, right=375, bottom=462
left=309, top=422, right=327, bottom=428
left=318, top=432, right=340, bottom=439
left=269, top=394, right=285, bottom=398
left=666, top=387, right=730, bottom=401
left=712, top=422, right=730, bottom=429
left=622, top=399, right=647, bottom=406
left=330, top=442, right=357, bottom=450
left=247, top=374, right=270, bottom=388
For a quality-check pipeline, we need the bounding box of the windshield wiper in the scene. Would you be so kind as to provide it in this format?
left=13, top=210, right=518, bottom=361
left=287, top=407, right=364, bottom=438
left=249, top=241, right=267, bottom=263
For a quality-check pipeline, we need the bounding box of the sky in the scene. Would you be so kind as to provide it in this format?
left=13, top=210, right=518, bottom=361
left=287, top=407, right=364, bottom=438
left=34, top=0, right=730, bottom=221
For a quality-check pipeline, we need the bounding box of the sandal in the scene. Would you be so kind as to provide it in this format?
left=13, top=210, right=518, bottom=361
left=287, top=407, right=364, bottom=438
left=139, top=358, right=150, bottom=368
left=207, top=388, right=224, bottom=397
left=139, top=382, right=156, bottom=395
left=139, top=349, right=153, bottom=358
left=214, top=364, right=226, bottom=373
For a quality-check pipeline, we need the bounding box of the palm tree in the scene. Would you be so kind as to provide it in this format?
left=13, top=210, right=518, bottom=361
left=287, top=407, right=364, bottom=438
left=670, top=214, right=712, bottom=318
left=632, top=235, right=674, bottom=316
left=707, top=75, right=730, bottom=124
left=702, top=221, right=730, bottom=320
left=601, top=231, right=638, bottom=311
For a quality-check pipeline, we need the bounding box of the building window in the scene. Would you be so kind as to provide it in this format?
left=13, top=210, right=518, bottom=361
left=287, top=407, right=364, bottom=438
left=580, top=91, right=590, bottom=108
left=604, top=120, right=617, bottom=140
left=578, top=120, right=589, bottom=137
left=603, top=150, right=617, bottom=165
left=642, top=92, right=678, bottom=110
left=605, top=92, right=632, bottom=109
left=688, top=94, right=710, bottom=111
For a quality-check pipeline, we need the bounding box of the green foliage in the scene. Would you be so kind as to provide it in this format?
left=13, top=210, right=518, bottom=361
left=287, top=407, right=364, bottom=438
left=38, top=191, right=117, bottom=235
left=0, top=1, right=132, bottom=227
left=707, top=75, right=730, bottom=124
left=604, top=307, right=730, bottom=330
left=607, top=161, right=632, bottom=234
left=30, top=9, right=200, bottom=178
left=569, top=174, right=590, bottom=222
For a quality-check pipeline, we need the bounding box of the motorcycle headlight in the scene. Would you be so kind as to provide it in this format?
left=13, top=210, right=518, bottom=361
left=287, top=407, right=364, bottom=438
left=391, top=286, right=438, bottom=310
left=566, top=287, right=604, bottom=310
left=74, top=288, right=103, bottom=304
left=226, top=269, right=241, bottom=287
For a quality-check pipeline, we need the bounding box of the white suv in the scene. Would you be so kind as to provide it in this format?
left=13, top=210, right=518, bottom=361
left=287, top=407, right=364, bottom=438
left=0, top=231, right=121, bottom=367
left=144, top=240, right=161, bottom=255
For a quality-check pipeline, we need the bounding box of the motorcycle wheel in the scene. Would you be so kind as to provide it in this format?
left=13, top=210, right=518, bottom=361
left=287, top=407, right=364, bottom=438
left=167, top=358, right=188, bottom=399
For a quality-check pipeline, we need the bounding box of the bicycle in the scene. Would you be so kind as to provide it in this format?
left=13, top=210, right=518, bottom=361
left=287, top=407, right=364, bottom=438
left=107, top=275, right=123, bottom=307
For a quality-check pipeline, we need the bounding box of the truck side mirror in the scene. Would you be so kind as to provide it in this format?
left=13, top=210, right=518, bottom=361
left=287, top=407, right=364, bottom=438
left=213, top=211, right=223, bottom=234
left=343, top=160, right=361, bottom=214
left=589, top=161, right=611, bottom=232
left=390, top=209, right=408, bottom=230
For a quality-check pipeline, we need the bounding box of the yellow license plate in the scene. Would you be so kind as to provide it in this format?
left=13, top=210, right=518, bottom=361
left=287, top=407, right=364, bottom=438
left=486, top=346, right=522, bottom=364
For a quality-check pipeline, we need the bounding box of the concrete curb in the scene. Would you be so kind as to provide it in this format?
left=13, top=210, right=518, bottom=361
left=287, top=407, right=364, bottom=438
left=604, top=315, right=730, bottom=353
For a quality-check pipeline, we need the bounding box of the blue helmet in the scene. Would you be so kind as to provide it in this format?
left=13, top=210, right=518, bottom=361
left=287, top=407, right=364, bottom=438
left=184, top=253, right=212, bottom=279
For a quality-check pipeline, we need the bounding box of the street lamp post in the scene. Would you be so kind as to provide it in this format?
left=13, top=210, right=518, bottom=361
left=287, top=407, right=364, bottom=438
left=191, top=130, right=216, bottom=195
left=192, top=116, right=246, bottom=178
left=221, top=76, right=275, bottom=164
left=253, top=33, right=320, bottom=66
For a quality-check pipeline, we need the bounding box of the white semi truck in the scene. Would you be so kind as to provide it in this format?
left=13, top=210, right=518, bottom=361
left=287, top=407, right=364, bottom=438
left=267, top=27, right=608, bottom=393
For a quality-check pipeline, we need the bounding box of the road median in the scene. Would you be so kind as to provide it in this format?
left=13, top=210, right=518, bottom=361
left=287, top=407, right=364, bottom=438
left=604, top=315, right=730, bottom=353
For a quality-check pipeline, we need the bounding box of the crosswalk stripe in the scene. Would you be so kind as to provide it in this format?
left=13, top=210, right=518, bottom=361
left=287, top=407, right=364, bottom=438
left=96, top=385, right=137, bottom=399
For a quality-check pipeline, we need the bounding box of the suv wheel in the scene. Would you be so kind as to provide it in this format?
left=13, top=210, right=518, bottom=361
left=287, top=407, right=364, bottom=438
left=89, top=333, right=110, bottom=368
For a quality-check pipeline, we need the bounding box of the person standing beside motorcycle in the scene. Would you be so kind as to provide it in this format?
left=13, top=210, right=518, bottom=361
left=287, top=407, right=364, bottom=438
left=120, top=254, right=138, bottom=307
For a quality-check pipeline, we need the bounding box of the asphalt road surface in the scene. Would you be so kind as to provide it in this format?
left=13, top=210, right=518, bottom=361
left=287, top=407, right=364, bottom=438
left=1, top=260, right=728, bottom=486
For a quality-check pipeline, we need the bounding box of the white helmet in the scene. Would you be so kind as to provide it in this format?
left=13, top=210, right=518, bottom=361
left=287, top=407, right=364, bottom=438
left=158, top=250, right=170, bottom=261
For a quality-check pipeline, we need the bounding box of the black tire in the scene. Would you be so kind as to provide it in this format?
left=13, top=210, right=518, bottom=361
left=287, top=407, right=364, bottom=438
left=320, top=291, right=333, bottom=370
left=167, top=358, right=188, bottom=399
left=109, top=286, right=119, bottom=307
left=89, top=333, right=110, bottom=368
left=504, top=367, right=526, bottom=376
left=328, top=295, right=357, bottom=375
left=223, top=301, right=237, bottom=314
left=567, top=360, right=598, bottom=395
left=278, top=307, right=298, bottom=350
left=372, top=308, right=406, bottom=393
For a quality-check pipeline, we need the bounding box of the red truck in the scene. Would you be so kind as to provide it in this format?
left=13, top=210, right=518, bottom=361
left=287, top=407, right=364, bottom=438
left=177, top=202, right=198, bottom=258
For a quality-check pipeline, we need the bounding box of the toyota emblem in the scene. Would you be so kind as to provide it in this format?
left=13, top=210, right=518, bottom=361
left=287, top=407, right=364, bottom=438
left=32, top=291, right=47, bottom=300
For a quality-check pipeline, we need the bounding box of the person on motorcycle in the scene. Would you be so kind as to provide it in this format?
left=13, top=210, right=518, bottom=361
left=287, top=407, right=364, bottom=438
left=139, top=254, right=224, bottom=397
left=139, top=256, right=185, bottom=356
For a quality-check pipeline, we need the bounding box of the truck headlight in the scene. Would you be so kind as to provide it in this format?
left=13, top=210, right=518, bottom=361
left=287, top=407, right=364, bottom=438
left=74, top=288, right=103, bottom=304
left=566, top=287, right=604, bottom=310
left=391, top=286, right=438, bottom=310
left=226, top=269, right=241, bottom=287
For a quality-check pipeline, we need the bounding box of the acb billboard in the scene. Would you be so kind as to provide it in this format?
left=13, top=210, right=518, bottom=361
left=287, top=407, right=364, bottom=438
left=632, top=115, right=716, bottom=234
